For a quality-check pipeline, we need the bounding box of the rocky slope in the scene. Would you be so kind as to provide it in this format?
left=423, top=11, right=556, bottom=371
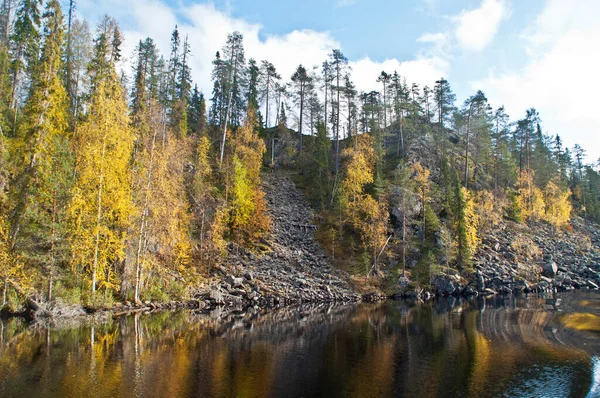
left=197, top=170, right=360, bottom=308
left=429, top=218, right=600, bottom=297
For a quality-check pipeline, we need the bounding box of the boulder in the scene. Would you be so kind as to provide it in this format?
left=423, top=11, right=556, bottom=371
left=433, top=276, right=456, bottom=295
left=229, top=275, right=245, bottom=288
left=542, top=262, right=558, bottom=278
left=209, top=290, right=224, bottom=304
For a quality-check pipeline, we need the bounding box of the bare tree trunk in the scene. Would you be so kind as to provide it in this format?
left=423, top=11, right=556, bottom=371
left=48, top=189, right=57, bottom=302
left=421, top=194, right=426, bottom=247
left=335, top=69, right=341, bottom=175
left=134, top=110, right=159, bottom=303
left=402, top=195, right=406, bottom=277
left=219, top=90, right=232, bottom=169
left=299, top=84, right=304, bottom=153
left=464, top=108, right=472, bottom=189
left=2, top=279, right=6, bottom=307
left=219, top=44, right=240, bottom=169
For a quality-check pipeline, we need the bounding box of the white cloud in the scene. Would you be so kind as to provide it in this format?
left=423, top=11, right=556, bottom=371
left=417, top=32, right=447, bottom=45
left=335, top=0, right=359, bottom=8
left=350, top=56, right=447, bottom=93
left=453, top=0, right=509, bottom=52
left=472, top=0, right=600, bottom=161
left=75, top=0, right=447, bottom=107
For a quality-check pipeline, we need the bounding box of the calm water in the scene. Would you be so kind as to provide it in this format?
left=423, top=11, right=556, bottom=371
left=1, top=292, right=599, bottom=398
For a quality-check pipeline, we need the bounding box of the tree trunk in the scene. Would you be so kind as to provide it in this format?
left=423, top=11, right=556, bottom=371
left=2, top=279, right=6, bottom=307
left=464, top=108, right=471, bottom=188
left=422, top=195, right=426, bottom=247
left=265, top=75, right=270, bottom=128
left=219, top=44, right=240, bottom=169
left=134, top=112, right=159, bottom=304
left=92, top=133, right=108, bottom=294
left=299, top=84, right=304, bottom=153
left=335, top=68, right=341, bottom=175
left=48, top=189, right=57, bottom=302
left=402, top=196, right=406, bottom=277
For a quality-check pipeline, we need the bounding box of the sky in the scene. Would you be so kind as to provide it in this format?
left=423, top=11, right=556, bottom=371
left=72, top=0, right=600, bottom=162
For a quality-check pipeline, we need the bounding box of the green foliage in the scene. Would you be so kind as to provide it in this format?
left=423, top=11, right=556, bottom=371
left=507, top=191, right=523, bottom=223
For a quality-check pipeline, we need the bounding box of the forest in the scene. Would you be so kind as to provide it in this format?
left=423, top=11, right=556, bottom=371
left=0, top=0, right=598, bottom=310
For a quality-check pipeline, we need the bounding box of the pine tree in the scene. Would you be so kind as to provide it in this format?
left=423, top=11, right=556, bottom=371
left=329, top=49, right=348, bottom=176
left=218, top=31, right=246, bottom=168
left=246, top=58, right=260, bottom=110
left=290, top=64, right=312, bottom=153
left=9, top=0, right=42, bottom=115
left=188, top=84, right=206, bottom=135
left=259, top=60, right=280, bottom=129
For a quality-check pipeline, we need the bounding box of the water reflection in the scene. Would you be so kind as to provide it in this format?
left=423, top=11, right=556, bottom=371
left=0, top=291, right=598, bottom=398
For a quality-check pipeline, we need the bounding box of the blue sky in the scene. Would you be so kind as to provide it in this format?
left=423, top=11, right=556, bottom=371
left=74, top=0, right=600, bottom=162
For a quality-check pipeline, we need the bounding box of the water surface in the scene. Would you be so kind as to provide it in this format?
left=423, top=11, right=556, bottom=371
left=1, top=291, right=599, bottom=397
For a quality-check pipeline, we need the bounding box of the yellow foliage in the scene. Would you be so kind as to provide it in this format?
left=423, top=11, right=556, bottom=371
left=69, top=76, right=134, bottom=293
left=226, top=108, right=270, bottom=246
left=516, top=168, right=545, bottom=222
left=231, top=156, right=255, bottom=232
left=340, top=134, right=388, bottom=270
left=476, top=190, right=503, bottom=233
left=543, top=180, right=572, bottom=229
left=461, top=187, right=480, bottom=259
left=196, top=135, right=211, bottom=180
left=341, top=134, right=375, bottom=223
left=210, top=205, right=228, bottom=256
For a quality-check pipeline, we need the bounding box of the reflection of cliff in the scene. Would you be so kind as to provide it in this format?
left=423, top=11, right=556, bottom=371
left=0, top=293, right=597, bottom=398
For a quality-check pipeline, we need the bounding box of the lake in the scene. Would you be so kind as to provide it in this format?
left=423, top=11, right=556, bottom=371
left=1, top=291, right=599, bottom=397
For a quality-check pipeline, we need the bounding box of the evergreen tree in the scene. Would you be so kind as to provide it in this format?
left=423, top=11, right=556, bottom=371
left=9, top=0, right=70, bottom=301
left=290, top=64, right=312, bottom=153
left=246, top=58, right=260, bottom=111
left=188, top=84, right=206, bottom=135
left=218, top=31, right=246, bottom=168
left=9, top=0, right=42, bottom=114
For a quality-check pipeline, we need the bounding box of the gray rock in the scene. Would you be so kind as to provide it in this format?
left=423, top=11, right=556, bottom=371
left=542, top=262, right=558, bottom=278
left=228, top=275, right=244, bottom=288
left=476, top=273, right=486, bottom=291
left=433, top=276, right=456, bottom=295
left=209, top=290, right=224, bottom=304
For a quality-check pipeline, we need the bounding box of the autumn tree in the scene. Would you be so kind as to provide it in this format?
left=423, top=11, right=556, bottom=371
left=9, top=0, right=71, bottom=301
left=69, top=21, right=134, bottom=296
left=515, top=168, right=545, bottom=222
left=543, top=179, right=572, bottom=230
left=411, top=162, right=431, bottom=247
left=455, top=184, right=478, bottom=271
left=227, top=106, right=270, bottom=246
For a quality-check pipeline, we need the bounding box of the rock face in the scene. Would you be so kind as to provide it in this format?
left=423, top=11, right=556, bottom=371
left=197, top=170, right=359, bottom=308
